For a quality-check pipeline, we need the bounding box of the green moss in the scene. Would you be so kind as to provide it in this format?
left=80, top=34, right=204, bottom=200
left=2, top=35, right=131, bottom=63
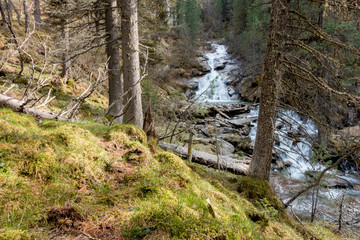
left=107, top=124, right=147, bottom=144
left=237, top=176, right=284, bottom=211
left=246, top=210, right=269, bottom=228
left=13, top=76, right=28, bottom=85
left=123, top=141, right=152, bottom=164
left=0, top=229, right=32, bottom=240
left=0, top=108, right=38, bottom=131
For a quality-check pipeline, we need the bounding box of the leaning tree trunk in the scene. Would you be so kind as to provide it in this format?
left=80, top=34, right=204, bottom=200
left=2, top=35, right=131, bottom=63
left=121, top=0, right=143, bottom=127
left=34, top=0, right=41, bottom=27
left=248, top=0, right=290, bottom=181
left=105, top=0, right=122, bottom=120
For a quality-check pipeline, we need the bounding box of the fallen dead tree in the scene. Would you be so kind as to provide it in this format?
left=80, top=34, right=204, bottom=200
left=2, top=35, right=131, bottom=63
left=0, top=93, right=67, bottom=121
left=158, top=141, right=249, bottom=175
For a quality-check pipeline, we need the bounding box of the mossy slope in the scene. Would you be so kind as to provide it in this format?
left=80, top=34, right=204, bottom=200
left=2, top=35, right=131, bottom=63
left=0, top=108, right=348, bottom=239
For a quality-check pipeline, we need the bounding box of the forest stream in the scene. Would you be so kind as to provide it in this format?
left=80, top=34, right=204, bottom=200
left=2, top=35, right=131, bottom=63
left=189, top=42, right=360, bottom=229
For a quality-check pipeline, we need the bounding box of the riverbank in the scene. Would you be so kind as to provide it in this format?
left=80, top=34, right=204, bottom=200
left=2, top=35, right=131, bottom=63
left=163, top=41, right=360, bottom=234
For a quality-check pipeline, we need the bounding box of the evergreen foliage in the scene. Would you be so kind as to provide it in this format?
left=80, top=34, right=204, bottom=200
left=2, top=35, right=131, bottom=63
left=175, top=0, right=201, bottom=44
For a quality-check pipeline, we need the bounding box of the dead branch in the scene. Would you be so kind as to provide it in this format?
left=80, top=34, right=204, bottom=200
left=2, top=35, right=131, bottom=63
left=0, top=93, right=67, bottom=121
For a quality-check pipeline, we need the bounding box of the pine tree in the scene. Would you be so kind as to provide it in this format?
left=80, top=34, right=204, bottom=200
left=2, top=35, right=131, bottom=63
left=184, top=0, right=200, bottom=43
left=122, top=0, right=143, bottom=127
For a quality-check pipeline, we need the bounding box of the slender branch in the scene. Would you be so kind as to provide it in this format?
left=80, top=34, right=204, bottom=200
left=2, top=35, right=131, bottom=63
left=284, top=147, right=360, bottom=208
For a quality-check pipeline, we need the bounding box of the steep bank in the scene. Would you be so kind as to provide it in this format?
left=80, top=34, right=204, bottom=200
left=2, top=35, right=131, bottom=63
left=0, top=108, right=350, bottom=240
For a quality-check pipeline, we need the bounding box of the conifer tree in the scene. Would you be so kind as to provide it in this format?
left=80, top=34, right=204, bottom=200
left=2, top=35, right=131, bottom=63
left=175, top=0, right=200, bottom=44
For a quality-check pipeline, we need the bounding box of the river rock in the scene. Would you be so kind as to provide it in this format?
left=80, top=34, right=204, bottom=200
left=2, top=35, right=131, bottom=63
left=224, top=134, right=253, bottom=155
left=216, top=139, right=236, bottom=155
left=240, top=76, right=261, bottom=102
left=222, top=127, right=241, bottom=135
left=187, top=80, right=199, bottom=90
left=186, top=89, right=195, bottom=99
left=306, top=171, right=354, bottom=189
left=199, top=61, right=211, bottom=74
left=227, top=86, right=236, bottom=97
left=273, top=159, right=292, bottom=170
left=194, top=138, right=235, bottom=155
left=214, top=60, right=227, bottom=70
left=227, top=118, right=252, bottom=128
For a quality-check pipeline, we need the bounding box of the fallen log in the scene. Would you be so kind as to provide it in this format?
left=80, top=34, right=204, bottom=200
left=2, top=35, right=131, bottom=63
left=158, top=141, right=249, bottom=175
left=0, top=93, right=67, bottom=121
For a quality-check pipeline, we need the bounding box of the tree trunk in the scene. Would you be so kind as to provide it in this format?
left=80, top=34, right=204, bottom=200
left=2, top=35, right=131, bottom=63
left=60, top=1, right=69, bottom=79
left=60, top=18, right=69, bottom=78
left=158, top=142, right=249, bottom=175
left=105, top=0, right=122, bottom=120
left=5, top=0, right=12, bottom=23
left=23, top=0, right=29, bottom=35
left=8, top=0, right=20, bottom=25
left=121, top=0, right=143, bottom=127
left=0, top=0, right=7, bottom=27
left=34, top=0, right=41, bottom=27
left=248, top=0, right=290, bottom=181
left=0, top=94, right=67, bottom=121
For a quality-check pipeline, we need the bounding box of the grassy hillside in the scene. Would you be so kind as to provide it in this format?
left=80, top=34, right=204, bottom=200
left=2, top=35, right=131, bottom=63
left=0, top=108, right=349, bottom=239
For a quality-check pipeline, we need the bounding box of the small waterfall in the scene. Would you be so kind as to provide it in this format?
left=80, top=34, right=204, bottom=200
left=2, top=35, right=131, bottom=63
left=191, top=42, right=360, bottom=227
left=195, top=43, right=238, bottom=103
left=190, top=42, right=360, bottom=226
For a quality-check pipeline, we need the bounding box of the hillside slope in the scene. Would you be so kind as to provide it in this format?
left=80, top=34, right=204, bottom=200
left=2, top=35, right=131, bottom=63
left=0, top=108, right=349, bottom=240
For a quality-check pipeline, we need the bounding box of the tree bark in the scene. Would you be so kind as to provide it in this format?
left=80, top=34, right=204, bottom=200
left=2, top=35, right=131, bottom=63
left=248, top=0, right=290, bottom=181
left=121, top=0, right=143, bottom=127
left=105, top=0, right=122, bottom=120
left=34, top=0, right=41, bottom=27
left=5, top=0, right=12, bottom=23
left=8, top=0, right=20, bottom=25
left=60, top=1, right=69, bottom=79
left=23, top=0, right=29, bottom=35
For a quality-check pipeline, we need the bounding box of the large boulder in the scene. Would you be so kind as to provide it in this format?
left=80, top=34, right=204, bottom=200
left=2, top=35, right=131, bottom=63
left=240, top=75, right=261, bottom=102
left=224, top=134, right=253, bottom=155
left=198, top=61, right=211, bottom=74
left=193, top=137, right=235, bottom=155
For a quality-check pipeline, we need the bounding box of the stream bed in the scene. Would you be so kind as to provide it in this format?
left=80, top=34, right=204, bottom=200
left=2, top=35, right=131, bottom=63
left=189, top=42, right=360, bottom=229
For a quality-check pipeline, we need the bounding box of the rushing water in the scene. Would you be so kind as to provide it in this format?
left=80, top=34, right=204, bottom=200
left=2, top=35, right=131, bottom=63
left=248, top=107, right=320, bottom=180
left=195, top=43, right=239, bottom=103
left=193, top=42, right=360, bottom=228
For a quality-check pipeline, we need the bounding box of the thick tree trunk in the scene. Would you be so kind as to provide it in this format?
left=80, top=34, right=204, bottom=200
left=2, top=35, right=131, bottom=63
left=34, top=0, right=41, bottom=27
left=121, top=0, right=143, bottom=127
left=248, top=0, right=290, bottom=181
left=159, top=142, right=249, bottom=175
left=105, top=0, right=122, bottom=120
left=23, top=0, right=29, bottom=35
